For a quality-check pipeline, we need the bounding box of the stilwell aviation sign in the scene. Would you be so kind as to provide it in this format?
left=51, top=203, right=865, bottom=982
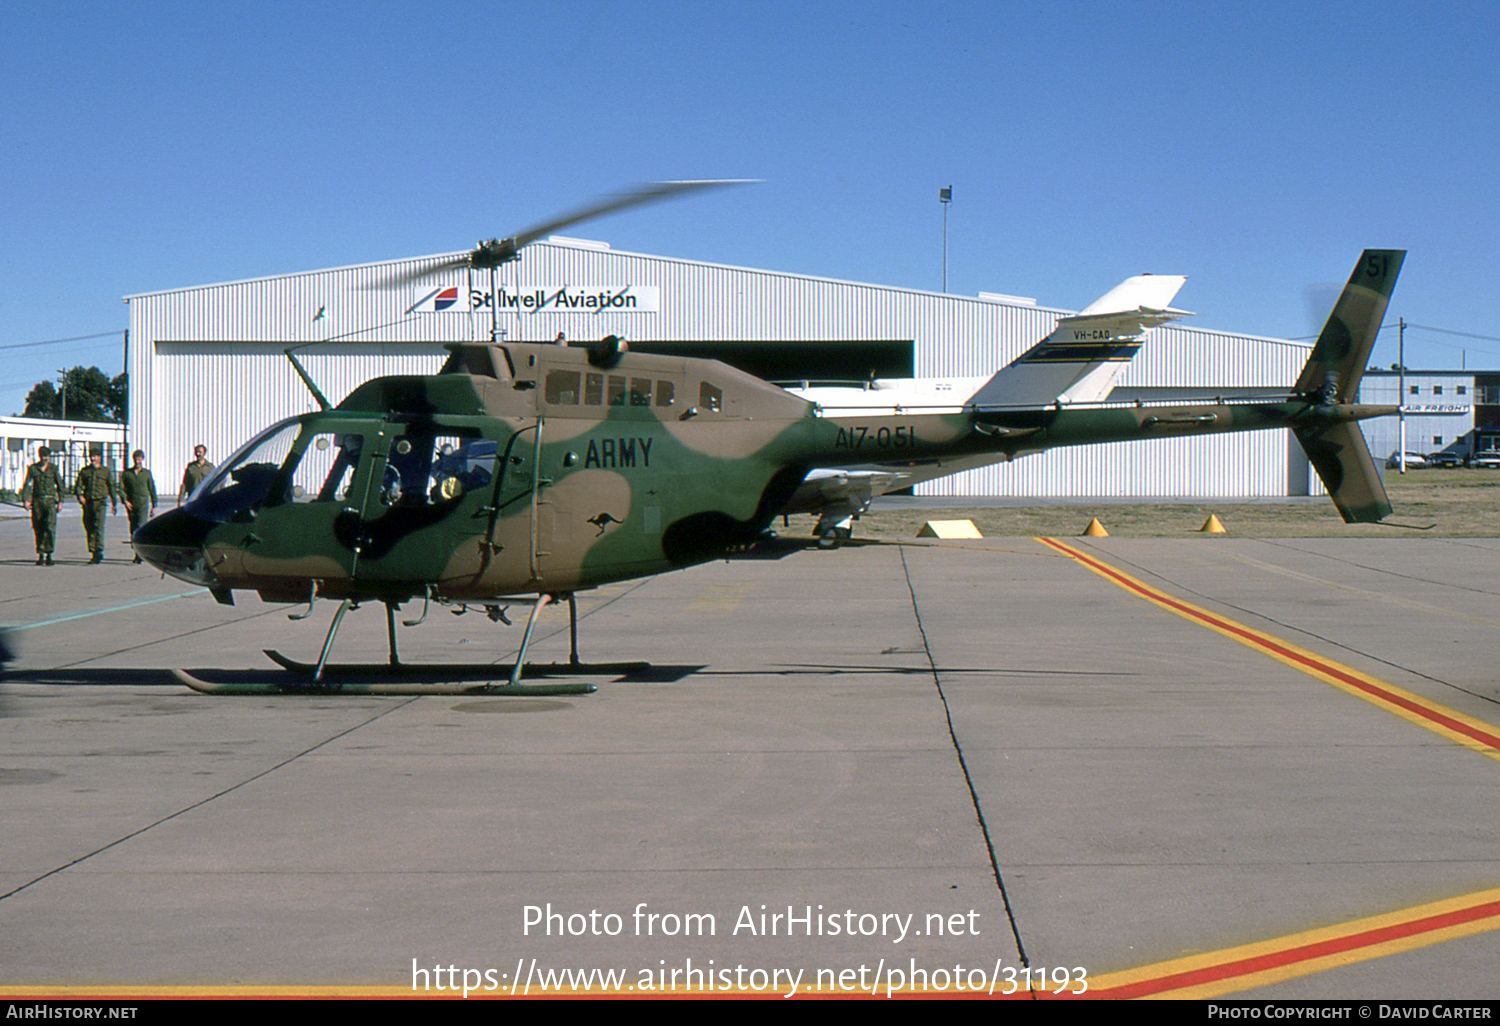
left=409, top=285, right=660, bottom=315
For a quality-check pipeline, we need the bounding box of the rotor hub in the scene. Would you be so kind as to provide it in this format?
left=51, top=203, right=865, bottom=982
left=469, top=238, right=519, bottom=270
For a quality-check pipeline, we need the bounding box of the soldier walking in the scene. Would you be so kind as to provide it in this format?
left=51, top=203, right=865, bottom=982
left=20, top=446, right=65, bottom=566
left=120, top=449, right=158, bottom=564
left=179, top=444, right=214, bottom=503
left=74, top=451, right=118, bottom=564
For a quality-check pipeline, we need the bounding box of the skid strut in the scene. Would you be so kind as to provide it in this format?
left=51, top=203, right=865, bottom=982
left=313, top=599, right=353, bottom=683
left=568, top=593, right=580, bottom=667
left=175, top=589, right=633, bottom=695
left=385, top=601, right=401, bottom=666
left=506, top=593, right=550, bottom=688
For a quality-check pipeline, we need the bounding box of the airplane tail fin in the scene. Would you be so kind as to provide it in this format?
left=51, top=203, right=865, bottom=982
left=1291, top=249, right=1406, bottom=523
left=965, top=274, right=1191, bottom=409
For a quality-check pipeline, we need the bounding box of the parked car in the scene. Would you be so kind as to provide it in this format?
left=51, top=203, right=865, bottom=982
left=1386, top=451, right=1429, bottom=468
left=1471, top=453, right=1500, bottom=469
left=1428, top=451, right=1462, bottom=468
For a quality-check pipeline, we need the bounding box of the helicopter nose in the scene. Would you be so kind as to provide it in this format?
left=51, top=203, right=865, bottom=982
left=132, top=507, right=219, bottom=587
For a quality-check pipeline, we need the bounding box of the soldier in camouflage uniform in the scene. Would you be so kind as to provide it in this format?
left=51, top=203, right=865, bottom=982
left=178, top=444, right=214, bottom=504
left=73, top=451, right=118, bottom=564
left=21, top=446, right=65, bottom=566
left=120, top=449, right=158, bottom=564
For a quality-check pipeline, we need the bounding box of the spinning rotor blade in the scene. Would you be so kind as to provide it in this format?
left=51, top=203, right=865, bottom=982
left=369, top=179, right=755, bottom=290
left=509, top=179, right=751, bottom=251
left=374, top=253, right=472, bottom=290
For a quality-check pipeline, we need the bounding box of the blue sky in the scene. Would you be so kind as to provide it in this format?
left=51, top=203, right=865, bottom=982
left=3, top=0, right=1497, bottom=416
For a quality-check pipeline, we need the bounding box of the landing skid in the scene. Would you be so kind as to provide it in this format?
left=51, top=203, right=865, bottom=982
left=262, top=649, right=649, bottom=679
left=177, top=591, right=642, bottom=697
left=172, top=668, right=595, bottom=697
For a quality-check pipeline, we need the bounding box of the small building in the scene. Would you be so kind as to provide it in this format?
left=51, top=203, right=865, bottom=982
left=1356, top=370, right=1500, bottom=463
left=0, top=417, right=126, bottom=497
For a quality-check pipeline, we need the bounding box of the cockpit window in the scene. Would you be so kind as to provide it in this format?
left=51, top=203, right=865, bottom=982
left=380, top=430, right=495, bottom=507
left=427, top=435, right=496, bottom=504
left=187, top=419, right=370, bottom=523
left=294, top=434, right=358, bottom=503
left=187, top=418, right=303, bottom=522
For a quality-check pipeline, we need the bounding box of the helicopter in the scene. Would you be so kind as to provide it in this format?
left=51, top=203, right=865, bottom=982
left=130, top=184, right=1405, bottom=695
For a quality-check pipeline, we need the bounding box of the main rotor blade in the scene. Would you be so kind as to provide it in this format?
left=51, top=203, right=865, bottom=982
left=364, top=179, right=755, bottom=291
left=368, top=254, right=474, bottom=291
left=507, top=179, right=754, bottom=251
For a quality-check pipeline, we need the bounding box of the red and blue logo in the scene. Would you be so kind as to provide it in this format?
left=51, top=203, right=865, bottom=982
left=409, top=285, right=464, bottom=314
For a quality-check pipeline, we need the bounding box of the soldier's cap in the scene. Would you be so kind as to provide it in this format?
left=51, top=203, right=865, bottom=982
left=37, top=446, right=50, bottom=457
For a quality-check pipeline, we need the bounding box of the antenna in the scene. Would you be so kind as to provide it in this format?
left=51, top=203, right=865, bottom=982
left=284, top=345, right=330, bottom=410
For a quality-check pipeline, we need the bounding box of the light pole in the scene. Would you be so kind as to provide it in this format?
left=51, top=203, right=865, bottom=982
left=1397, top=318, right=1406, bottom=474
left=940, top=186, right=952, bottom=292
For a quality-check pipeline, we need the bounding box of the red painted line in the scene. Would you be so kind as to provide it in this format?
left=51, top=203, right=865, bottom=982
left=1075, top=898, right=1500, bottom=1000
left=1040, top=539, right=1500, bottom=751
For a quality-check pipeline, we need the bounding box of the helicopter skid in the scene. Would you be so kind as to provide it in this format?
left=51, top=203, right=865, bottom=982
left=172, top=667, right=598, bottom=697
left=262, top=649, right=648, bottom=678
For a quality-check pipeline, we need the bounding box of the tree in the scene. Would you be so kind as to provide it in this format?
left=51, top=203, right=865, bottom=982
left=22, top=380, right=60, bottom=419
left=108, top=372, right=128, bottom=423
left=19, top=366, right=126, bottom=423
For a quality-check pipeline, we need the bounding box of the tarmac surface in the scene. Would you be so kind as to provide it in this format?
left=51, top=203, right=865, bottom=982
left=2, top=508, right=1499, bottom=999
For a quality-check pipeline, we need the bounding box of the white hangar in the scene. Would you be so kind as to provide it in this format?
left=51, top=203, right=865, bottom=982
left=124, top=237, right=1316, bottom=500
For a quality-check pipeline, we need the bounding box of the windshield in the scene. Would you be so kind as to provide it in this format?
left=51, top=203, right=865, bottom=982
left=185, top=417, right=370, bottom=523
left=185, top=418, right=305, bottom=522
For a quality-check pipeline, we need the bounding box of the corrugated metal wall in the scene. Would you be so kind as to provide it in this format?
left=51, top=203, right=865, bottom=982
left=127, top=240, right=1312, bottom=499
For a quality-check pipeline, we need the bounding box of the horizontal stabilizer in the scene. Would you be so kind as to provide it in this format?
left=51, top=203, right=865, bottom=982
left=1295, top=420, right=1392, bottom=523
left=967, top=274, right=1190, bottom=409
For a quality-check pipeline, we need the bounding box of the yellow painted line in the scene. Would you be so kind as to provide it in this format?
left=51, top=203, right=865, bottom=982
left=1037, top=538, right=1500, bottom=763
left=1066, top=885, right=1500, bottom=999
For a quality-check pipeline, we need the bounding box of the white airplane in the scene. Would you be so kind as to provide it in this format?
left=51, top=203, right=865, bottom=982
left=780, top=273, right=1192, bottom=543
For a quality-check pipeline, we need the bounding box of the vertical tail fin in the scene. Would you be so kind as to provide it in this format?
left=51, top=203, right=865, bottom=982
left=1293, top=249, right=1406, bottom=523
left=1294, top=250, right=1405, bottom=402
left=1295, top=421, right=1392, bottom=523
left=965, top=274, right=1190, bottom=409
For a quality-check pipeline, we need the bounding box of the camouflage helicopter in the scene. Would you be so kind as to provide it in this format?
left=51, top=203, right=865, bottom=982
left=132, top=185, right=1404, bottom=695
